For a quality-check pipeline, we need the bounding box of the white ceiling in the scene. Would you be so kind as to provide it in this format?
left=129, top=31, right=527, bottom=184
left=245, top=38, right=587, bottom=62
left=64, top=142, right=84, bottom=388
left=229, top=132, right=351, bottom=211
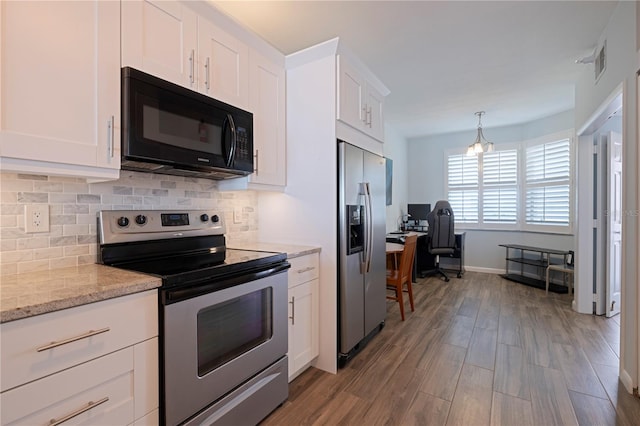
left=212, top=0, right=618, bottom=139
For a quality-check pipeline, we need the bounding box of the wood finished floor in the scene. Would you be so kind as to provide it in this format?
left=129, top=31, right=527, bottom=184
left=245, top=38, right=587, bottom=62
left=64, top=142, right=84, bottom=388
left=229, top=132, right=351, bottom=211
left=262, top=272, right=640, bottom=426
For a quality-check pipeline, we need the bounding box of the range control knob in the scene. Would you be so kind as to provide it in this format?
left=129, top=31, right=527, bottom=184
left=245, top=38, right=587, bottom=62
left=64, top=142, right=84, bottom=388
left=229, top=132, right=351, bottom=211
left=200, top=214, right=209, bottom=222
left=135, top=215, right=147, bottom=225
left=117, top=216, right=129, bottom=227
left=211, top=215, right=219, bottom=223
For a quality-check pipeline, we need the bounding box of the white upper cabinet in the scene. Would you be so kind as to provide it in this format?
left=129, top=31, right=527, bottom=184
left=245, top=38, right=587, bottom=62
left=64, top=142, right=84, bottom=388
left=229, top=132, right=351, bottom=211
left=248, top=50, right=286, bottom=187
left=121, top=0, right=198, bottom=90
left=122, top=0, right=249, bottom=110
left=337, top=57, right=366, bottom=129
left=198, top=19, right=249, bottom=109
left=365, top=84, right=385, bottom=141
left=0, top=0, right=120, bottom=181
left=337, top=54, right=387, bottom=142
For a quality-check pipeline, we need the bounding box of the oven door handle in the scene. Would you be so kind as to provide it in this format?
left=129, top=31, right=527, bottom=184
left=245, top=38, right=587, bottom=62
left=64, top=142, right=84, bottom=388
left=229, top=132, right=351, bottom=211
left=162, top=262, right=291, bottom=304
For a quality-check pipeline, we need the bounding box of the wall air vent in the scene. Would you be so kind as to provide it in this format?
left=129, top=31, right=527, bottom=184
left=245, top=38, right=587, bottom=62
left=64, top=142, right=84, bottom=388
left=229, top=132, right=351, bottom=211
left=595, top=40, right=606, bottom=82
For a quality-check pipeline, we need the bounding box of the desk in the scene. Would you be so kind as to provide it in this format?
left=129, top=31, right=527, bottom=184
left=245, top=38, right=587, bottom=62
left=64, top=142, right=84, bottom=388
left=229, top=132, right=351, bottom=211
left=387, top=231, right=466, bottom=280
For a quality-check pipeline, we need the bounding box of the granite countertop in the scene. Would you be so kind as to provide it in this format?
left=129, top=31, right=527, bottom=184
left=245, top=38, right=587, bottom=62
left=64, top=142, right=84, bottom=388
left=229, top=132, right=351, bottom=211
left=0, top=264, right=161, bottom=323
left=228, top=242, right=321, bottom=259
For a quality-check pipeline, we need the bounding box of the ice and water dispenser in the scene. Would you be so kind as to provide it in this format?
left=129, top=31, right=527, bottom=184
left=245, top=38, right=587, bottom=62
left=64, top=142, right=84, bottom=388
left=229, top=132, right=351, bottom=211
left=346, top=205, right=364, bottom=255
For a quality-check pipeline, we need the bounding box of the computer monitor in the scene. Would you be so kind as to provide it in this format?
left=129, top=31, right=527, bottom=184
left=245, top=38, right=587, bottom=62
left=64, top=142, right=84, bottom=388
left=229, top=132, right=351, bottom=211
left=408, top=203, right=431, bottom=225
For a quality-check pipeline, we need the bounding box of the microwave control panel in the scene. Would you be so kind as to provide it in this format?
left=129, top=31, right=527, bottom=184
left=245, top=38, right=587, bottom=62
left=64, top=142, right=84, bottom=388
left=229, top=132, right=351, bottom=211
left=236, top=127, right=250, bottom=160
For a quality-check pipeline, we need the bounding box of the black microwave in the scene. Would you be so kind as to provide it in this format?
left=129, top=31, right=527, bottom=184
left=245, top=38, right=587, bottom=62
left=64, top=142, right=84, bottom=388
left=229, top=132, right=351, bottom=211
left=121, top=67, right=253, bottom=180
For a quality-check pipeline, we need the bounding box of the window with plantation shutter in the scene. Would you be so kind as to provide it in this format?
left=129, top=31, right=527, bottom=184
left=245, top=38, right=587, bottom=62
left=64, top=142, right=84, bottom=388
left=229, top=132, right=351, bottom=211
left=525, top=139, right=571, bottom=226
left=445, top=131, right=573, bottom=234
left=447, top=154, right=478, bottom=223
left=483, top=150, right=518, bottom=224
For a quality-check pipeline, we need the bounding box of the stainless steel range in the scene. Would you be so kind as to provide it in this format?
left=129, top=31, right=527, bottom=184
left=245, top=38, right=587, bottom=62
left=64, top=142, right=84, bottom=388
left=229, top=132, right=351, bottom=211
left=97, top=210, right=289, bottom=426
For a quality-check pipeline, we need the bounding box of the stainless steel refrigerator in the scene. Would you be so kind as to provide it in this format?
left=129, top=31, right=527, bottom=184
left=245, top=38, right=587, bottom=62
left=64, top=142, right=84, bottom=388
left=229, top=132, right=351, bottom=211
left=338, top=141, right=386, bottom=366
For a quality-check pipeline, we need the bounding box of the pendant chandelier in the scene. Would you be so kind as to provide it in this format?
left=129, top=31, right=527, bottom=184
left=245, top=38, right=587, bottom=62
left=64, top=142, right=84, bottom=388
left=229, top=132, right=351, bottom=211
left=466, top=111, right=494, bottom=156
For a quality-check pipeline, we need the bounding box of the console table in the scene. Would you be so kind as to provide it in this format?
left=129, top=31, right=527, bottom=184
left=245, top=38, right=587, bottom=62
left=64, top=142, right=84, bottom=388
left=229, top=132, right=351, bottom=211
left=499, top=244, right=572, bottom=293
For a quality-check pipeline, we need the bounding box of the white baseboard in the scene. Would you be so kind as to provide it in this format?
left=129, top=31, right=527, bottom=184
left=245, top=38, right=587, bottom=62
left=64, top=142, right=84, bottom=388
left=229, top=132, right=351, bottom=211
left=620, top=368, right=635, bottom=394
left=464, top=266, right=504, bottom=275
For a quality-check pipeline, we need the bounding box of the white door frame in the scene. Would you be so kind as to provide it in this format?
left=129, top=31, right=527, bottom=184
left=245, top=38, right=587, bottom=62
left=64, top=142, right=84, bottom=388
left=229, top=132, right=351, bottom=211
left=575, top=86, right=623, bottom=314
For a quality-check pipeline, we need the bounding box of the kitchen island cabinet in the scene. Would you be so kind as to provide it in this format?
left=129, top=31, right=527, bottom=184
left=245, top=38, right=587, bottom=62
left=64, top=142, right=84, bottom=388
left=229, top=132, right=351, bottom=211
left=0, top=290, right=159, bottom=425
left=0, top=0, right=120, bottom=181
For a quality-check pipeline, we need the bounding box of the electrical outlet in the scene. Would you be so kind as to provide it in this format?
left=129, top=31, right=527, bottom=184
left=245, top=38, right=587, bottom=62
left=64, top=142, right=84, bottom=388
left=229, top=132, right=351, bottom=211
left=233, top=207, right=242, bottom=224
left=25, top=205, right=50, bottom=233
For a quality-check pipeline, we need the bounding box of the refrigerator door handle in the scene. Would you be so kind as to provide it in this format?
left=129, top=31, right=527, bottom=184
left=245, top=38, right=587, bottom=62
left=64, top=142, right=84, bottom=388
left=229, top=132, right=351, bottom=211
left=362, top=182, right=373, bottom=273
left=358, top=183, right=368, bottom=274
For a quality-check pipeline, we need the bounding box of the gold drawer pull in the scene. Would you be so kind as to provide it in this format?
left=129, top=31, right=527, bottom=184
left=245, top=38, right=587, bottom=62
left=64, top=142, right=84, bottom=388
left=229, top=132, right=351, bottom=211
left=37, top=327, right=110, bottom=352
left=296, top=266, right=315, bottom=274
left=49, top=397, right=109, bottom=425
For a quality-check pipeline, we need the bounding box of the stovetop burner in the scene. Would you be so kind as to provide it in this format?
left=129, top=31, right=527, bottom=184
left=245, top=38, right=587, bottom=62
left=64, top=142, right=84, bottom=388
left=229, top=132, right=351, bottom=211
left=97, top=209, right=287, bottom=290
left=113, top=248, right=286, bottom=288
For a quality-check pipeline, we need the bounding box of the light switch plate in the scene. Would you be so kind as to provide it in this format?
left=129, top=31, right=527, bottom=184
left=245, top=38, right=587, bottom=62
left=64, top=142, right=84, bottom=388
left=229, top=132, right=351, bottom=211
left=25, top=205, right=50, bottom=233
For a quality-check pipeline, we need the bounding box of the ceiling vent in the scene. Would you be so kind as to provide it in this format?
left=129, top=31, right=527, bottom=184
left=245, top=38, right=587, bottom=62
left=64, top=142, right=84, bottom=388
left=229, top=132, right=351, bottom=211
left=594, top=41, right=606, bottom=82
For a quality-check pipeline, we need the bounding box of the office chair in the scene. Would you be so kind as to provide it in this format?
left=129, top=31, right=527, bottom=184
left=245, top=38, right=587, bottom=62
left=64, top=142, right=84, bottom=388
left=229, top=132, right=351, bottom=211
left=426, top=200, right=456, bottom=282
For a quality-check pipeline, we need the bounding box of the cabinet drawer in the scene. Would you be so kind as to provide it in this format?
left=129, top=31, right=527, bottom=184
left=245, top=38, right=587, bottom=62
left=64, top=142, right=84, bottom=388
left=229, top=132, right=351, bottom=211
left=1, top=347, right=135, bottom=425
left=288, top=254, right=319, bottom=287
left=1, top=290, right=157, bottom=392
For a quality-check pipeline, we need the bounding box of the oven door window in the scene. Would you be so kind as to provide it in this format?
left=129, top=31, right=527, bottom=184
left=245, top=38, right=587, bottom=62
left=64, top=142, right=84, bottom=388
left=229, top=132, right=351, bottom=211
left=196, top=287, right=273, bottom=377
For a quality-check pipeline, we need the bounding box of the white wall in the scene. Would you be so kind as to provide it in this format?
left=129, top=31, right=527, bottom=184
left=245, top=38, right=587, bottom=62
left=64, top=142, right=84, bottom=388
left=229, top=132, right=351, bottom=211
left=406, top=110, right=575, bottom=271
left=575, top=0, right=638, bottom=394
left=383, top=123, right=409, bottom=231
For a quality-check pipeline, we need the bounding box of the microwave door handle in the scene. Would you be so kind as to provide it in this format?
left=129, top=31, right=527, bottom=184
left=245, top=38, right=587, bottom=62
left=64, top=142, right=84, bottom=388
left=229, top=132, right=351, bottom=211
left=224, top=113, right=237, bottom=167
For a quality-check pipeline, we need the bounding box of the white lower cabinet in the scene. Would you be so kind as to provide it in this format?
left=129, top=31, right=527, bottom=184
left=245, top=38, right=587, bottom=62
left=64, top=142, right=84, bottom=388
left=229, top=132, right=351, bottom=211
left=2, top=346, right=136, bottom=425
left=287, top=253, right=319, bottom=381
left=0, top=290, right=158, bottom=425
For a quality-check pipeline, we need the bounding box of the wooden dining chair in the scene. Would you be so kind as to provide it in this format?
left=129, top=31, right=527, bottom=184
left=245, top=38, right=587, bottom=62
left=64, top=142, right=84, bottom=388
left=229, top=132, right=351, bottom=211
left=386, top=234, right=417, bottom=321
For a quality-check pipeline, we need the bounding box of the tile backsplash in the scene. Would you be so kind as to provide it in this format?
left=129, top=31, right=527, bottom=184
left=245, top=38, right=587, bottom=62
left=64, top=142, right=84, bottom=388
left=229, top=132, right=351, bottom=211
left=0, top=171, right=258, bottom=275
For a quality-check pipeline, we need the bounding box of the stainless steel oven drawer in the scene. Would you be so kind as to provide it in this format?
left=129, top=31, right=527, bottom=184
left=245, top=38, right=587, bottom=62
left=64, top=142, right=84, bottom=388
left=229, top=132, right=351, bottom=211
left=184, top=356, right=288, bottom=426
